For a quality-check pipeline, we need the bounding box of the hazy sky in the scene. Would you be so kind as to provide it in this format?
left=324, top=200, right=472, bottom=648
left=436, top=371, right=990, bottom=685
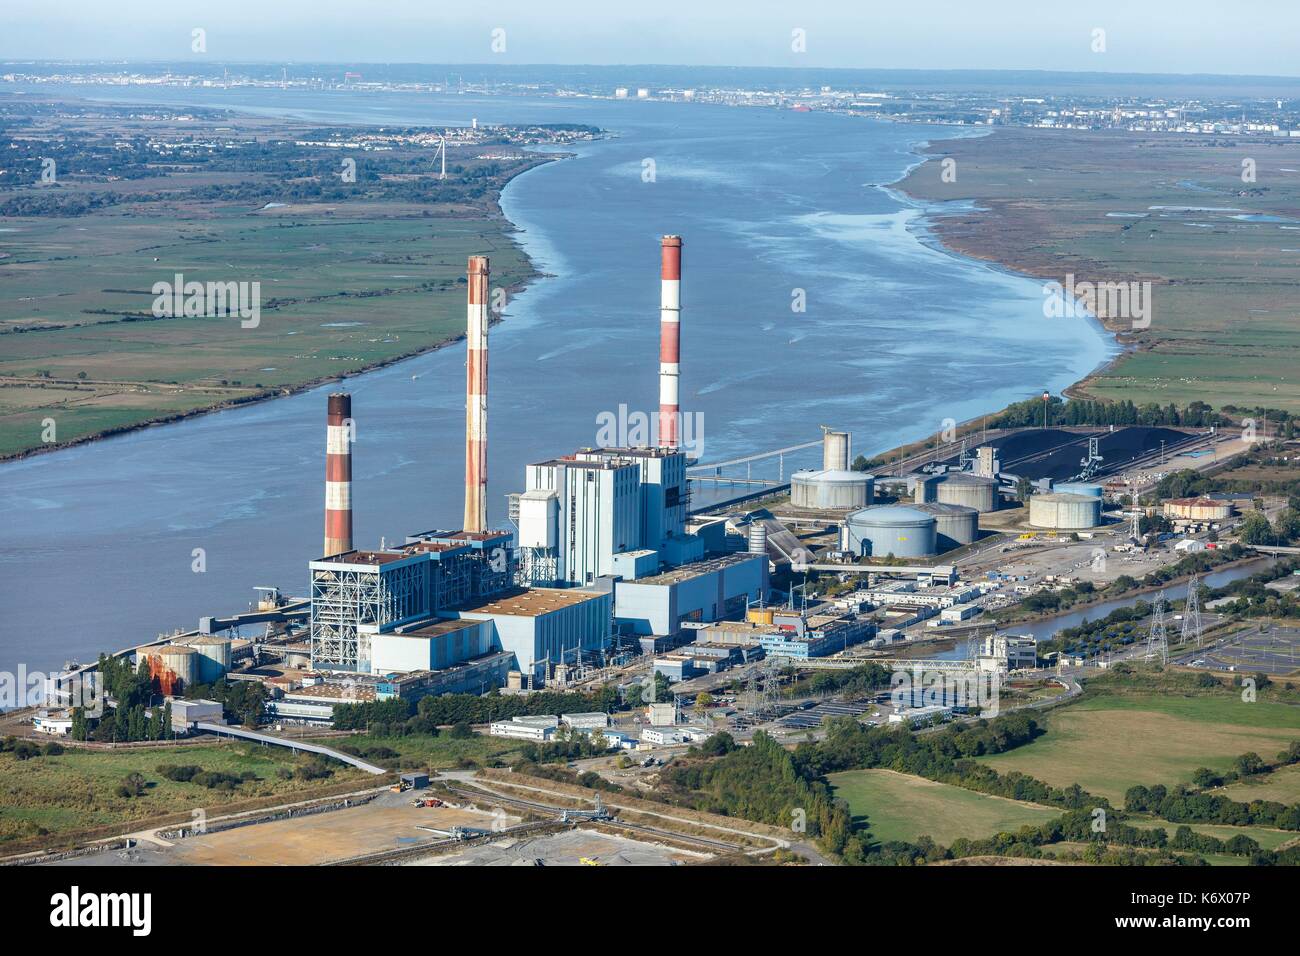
left=5, top=1, right=1299, bottom=77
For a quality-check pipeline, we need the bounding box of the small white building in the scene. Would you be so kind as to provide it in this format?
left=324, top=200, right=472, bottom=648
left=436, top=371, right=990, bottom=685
left=169, top=698, right=224, bottom=733
left=32, top=710, right=74, bottom=736
left=561, top=712, right=610, bottom=731
left=888, top=705, right=953, bottom=727
left=646, top=701, right=677, bottom=726
left=489, top=715, right=559, bottom=741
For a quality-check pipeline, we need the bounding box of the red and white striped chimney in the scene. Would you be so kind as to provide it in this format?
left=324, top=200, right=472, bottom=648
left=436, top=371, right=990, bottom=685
left=464, top=255, right=489, bottom=533
left=659, top=235, right=682, bottom=448
left=324, top=392, right=353, bottom=556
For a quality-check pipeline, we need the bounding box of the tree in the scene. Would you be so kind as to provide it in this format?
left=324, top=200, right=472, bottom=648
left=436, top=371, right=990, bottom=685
left=1239, top=513, right=1274, bottom=546
left=694, top=692, right=714, bottom=717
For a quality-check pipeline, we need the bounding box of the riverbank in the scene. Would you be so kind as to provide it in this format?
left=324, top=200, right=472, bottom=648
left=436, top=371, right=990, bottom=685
left=893, top=126, right=1300, bottom=413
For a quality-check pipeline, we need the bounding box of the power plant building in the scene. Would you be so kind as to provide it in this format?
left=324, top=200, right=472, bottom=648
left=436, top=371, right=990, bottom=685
left=613, top=553, right=768, bottom=637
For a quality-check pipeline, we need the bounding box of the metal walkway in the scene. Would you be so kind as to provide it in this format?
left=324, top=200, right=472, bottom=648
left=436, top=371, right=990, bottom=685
left=195, top=723, right=387, bottom=775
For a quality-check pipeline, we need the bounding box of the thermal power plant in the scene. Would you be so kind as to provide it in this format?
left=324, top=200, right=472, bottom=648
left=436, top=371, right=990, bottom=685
left=842, top=505, right=938, bottom=559
left=933, top=472, right=999, bottom=513
left=324, top=392, right=353, bottom=557
left=913, top=502, right=979, bottom=549
left=790, top=469, right=873, bottom=510
left=190, top=635, right=232, bottom=684
left=659, top=235, right=682, bottom=449
left=1053, top=481, right=1104, bottom=498
left=464, top=255, right=489, bottom=533
left=1029, top=492, right=1102, bottom=530
left=821, top=428, right=851, bottom=471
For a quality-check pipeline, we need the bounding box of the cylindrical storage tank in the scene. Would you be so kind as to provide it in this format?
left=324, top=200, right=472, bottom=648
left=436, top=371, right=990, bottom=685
left=1053, top=482, right=1104, bottom=498
left=1029, top=492, right=1102, bottom=530
left=790, top=469, right=873, bottom=510
left=190, top=636, right=232, bottom=684
left=844, top=505, right=937, bottom=558
left=933, top=473, right=999, bottom=513
left=747, top=523, right=768, bottom=556
left=914, top=502, right=979, bottom=550
left=1162, top=497, right=1233, bottom=521
left=152, top=645, right=198, bottom=694
left=912, top=474, right=940, bottom=504
left=822, top=431, right=851, bottom=471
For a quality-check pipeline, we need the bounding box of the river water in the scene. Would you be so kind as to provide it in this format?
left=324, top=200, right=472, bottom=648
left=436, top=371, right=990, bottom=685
left=0, top=86, right=1113, bottom=676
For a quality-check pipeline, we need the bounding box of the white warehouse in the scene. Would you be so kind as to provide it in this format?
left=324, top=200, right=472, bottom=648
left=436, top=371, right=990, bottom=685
left=614, top=553, right=769, bottom=637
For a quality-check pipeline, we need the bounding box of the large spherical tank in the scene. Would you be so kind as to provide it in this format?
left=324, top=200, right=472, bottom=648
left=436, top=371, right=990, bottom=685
left=822, top=431, right=851, bottom=471
left=191, top=636, right=232, bottom=684
left=933, top=473, right=999, bottom=513
left=1053, top=482, right=1104, bottom=498
left=914, top=502, right=979, bottom=550
left=790, top=469, right=873, bottom=510
left=844, top=505, right=937, bottom=558
left=154, top=645, right=198, bottom=691
left=1029, top=492, right=1101, bottom=530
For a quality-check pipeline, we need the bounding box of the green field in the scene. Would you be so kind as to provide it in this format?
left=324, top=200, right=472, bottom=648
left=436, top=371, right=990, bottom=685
left=1222, top=761, right=1300, bottom=804
left=0, top=741, right=370, bottom=846
left=828, top=768, right=1061, bottom=845
left=979, top=691, right=1300, bottom=803
left=900, top=128, right=1300, bottom=412
left=0, top=212, right=530, bottom=457
left=313, top=731, right=527, bottom=770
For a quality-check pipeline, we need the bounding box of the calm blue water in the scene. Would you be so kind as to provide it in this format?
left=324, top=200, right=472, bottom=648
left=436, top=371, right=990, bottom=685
left=0, top=86, right=1112, bottom=675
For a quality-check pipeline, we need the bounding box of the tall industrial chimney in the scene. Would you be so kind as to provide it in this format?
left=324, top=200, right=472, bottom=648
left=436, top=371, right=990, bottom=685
left=464, top=255, right=489, bottom=533
left=659, top=235, right=682, bottom=448
left=324, top=392, right=353, bottom=556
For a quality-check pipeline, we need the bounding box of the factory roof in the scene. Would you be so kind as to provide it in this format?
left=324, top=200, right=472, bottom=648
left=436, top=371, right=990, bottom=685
left=631, top=552, right=763, bottom=586
left=390, top=618, right=482, bottom=638
left=450, top=587, right=605, bottom=618
left=316, top=549, right=414, bottom=566
left=531, top=457, right=633, bottom=470
left=578, top=445, right=682, bottom=459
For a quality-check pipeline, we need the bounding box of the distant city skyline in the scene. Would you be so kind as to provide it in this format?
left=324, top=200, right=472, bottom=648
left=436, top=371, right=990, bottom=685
left=6, top=1, right=1300, bottom=79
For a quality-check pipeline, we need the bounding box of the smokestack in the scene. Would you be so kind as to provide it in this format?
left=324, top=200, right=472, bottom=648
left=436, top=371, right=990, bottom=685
left=659, top=235, right=682, bottom=448
left=324, top=392, right=353, bottom=557
left=464, top=255, right=489, bottom=533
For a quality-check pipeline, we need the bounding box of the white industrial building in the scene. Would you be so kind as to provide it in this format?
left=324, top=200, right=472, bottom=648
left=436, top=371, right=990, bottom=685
left=513, top=447, right=702, bottom=587
left=441, top=587, right=613, bottom=683
left=369, top=619, right=493, bottom=675
left=979, top=634, right=1039, bottom=671
left=561, top=712, right=611, bottom=731
left=613, top=553, right=768, bottom=637
left=489, top=715, right=560, bottom=741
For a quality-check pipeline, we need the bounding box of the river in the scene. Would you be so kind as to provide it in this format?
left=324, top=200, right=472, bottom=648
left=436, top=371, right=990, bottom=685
left=0, top=86, right=1113, bottom=676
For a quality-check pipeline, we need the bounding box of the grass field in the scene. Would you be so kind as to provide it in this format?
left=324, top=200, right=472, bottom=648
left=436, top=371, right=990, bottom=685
left=312, top=731, right=527, bottom=770
left=1222, top=762, right=1300, bottom=804
left=0, top=213, right=531, bottom=457
left=0, top=741, right=370, bottom=845
left=899, top=128, right=1300, bottom=412
left=979, top=691, right=1300, bottom=803
left=827, top=768, right=1061, bottom=845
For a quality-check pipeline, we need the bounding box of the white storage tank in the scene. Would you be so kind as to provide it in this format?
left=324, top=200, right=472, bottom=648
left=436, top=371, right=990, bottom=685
left=844, top=505, right=938, bottom=558
left=914, top=502, right=979, bottom=550
left=790, top=469, right=873, bottom=510
left=822, top=430, right=851, bottom=471
left=1029, top=492, right=1102, bottom=530
left=190, top=636, right=232, bottom=684
left=933, top=473, right=999, bottom=513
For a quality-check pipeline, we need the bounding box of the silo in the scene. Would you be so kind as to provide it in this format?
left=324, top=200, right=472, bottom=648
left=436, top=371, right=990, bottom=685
left=1029, top=492, right=1101, bottom=530
left=914, top=502, right=979, bottom=550
left=934, top=472, right=999, bottom=513
left=790, top=469, right=873, bottom=510
left=151, top=645, right=198, bottom=694
left=844, top=505, right=937, bottom=558
left=1053, top=482, right=1104, bottom=498
left=747, top=523, right=768, bottom=556
left=190, top=636, right=232, bottom=684
left=822, top=430, right=851, bottom=471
